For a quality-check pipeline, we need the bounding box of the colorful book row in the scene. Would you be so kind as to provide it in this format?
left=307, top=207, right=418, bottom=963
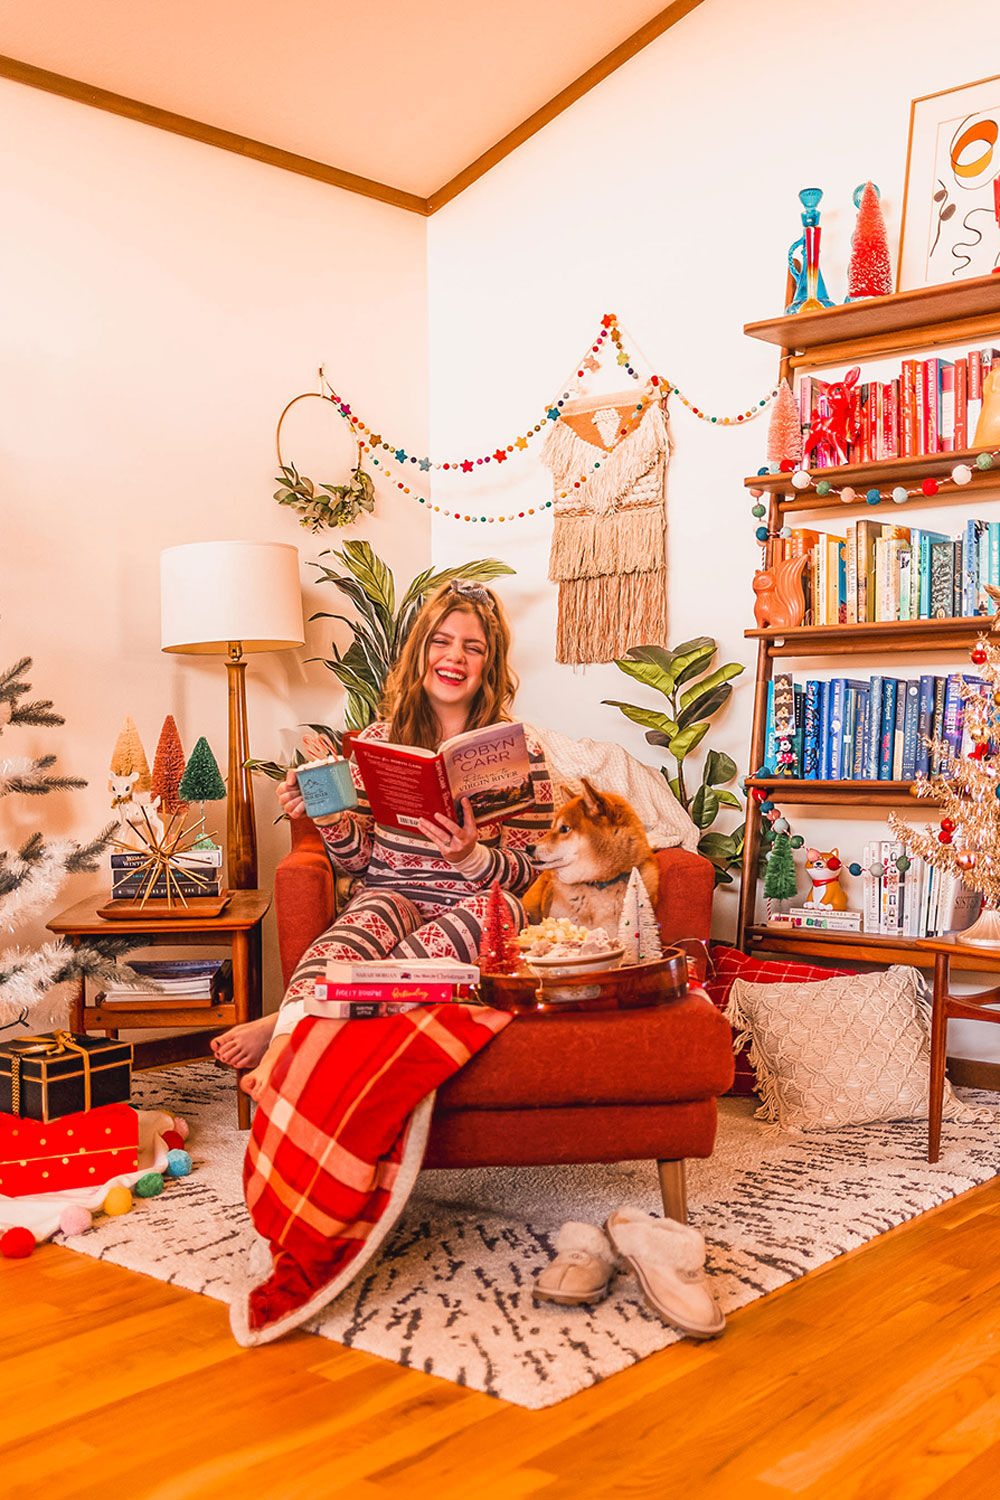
left=778, top=519, right=1000, bottom=627
left=799, top=345, right=1000, bottom=468
left=764, top=671, right=986, bottom=781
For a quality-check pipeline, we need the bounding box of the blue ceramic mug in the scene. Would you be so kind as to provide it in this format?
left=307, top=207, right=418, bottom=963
left=295, top=756, right=358, bottom=822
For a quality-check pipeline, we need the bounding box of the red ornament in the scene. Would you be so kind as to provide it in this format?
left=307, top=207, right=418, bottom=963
left=0, top=1227, right=34, bottom=1258
left=972, top=648, right=987, bottom=664
left=921, top=477, right=939, bottom=496
left=941, top=817, right=956, bottom=832
left=938, top=831, right=953, bottom=844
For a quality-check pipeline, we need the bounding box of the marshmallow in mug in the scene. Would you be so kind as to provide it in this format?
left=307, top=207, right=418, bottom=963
left=295, top=756, right=358, bottom=821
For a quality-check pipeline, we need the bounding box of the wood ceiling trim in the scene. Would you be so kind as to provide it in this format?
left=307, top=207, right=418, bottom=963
left=425, top=0, right=705, bottom=212
left=1, top=2, right=703, bottom=217
left=0, top=53, right=430, bottom=215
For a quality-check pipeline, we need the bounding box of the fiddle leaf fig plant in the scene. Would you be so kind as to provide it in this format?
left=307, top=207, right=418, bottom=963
left=603, top=638, right=745, bottom=885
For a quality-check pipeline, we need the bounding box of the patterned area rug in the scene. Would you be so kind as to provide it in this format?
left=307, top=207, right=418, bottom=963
left=54, top=1063, right=1000, bottom=1409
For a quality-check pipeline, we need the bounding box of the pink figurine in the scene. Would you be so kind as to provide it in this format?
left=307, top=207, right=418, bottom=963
left=802, top=367, right=862, bottom=468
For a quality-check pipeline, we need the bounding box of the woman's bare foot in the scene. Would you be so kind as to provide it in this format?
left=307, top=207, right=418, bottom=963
left=211, top=1015, right=277, bottom=1070
left=239, top=1033, right=292, bottom=1102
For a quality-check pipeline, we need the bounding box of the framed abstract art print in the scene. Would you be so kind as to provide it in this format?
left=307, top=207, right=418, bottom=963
left=897, top=73, right=1000, bottom=291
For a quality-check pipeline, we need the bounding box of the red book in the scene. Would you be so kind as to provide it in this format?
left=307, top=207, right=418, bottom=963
left=310, top=982, right=461, bottom=1004
left=0, top=1102, right=138, bottom=1197
left=915, top=361, right=930, bottom=454
left=955, top=357, right=969, bottom=450
left=884, top=379, right=900, bottom=459
left=352, top=721, right=533, bottom=832
left=900, top=360, right=917, bottom=457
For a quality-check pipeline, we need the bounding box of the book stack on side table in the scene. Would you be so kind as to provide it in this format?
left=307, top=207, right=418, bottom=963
left=110, top=844, right=223, bottom=901
left=307, top=958, right=480, bottom=1019
left=100, top=957, right=232, bottom=1008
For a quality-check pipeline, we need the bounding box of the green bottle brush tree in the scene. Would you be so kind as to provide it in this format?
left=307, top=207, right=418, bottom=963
left=603, top=637, right=745, bottom=885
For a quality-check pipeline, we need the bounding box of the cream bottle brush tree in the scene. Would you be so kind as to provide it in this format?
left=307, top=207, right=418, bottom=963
left=888, top=634, right=1000, bottom=948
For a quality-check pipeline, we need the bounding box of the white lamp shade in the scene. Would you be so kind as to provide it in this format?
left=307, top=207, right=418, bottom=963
left=160, top=541, right=305, bottom=654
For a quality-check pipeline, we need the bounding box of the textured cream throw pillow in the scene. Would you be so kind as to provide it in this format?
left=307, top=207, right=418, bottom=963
left=724, top=965, right=992, bottom=1131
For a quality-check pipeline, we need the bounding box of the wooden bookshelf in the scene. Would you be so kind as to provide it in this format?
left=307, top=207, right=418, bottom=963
left=735, top=278, right=1000, bottom=962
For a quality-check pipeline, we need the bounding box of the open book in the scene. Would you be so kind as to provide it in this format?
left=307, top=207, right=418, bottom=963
left=351, top=721, right=533, bottom=832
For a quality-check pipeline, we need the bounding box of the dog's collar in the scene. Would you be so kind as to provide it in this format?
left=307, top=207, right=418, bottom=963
left=593, top=871, right=631, bottom=889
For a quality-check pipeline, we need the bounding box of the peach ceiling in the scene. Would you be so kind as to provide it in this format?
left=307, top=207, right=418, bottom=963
left=0, top=0, right=702, bottom=206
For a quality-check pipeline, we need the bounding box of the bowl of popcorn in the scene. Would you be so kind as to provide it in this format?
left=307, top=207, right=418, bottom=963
left=518, top=918, right=624, bottom=978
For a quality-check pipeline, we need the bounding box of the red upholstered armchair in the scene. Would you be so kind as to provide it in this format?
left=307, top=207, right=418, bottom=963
left=274, top=821, right=734, bottom=1220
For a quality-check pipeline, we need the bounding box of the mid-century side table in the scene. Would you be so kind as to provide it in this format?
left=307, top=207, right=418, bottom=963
left=916, top=934, right=1000, bottom=1163
left=47, top=889, right=271, bottom=1130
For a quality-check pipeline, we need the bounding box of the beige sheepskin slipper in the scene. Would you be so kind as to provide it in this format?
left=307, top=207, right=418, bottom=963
left=533, top=1221, right=619, bottom=1306
left=605, top=1207, right=725, bottom=1339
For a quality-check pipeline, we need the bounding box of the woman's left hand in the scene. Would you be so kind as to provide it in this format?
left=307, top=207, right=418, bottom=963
left=417, top=798, right=480, bottom=864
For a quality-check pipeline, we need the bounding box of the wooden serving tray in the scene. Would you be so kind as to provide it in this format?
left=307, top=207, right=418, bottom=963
left=479, top=948, right=689, bottom=1013
left=96, top=894, right=232, bottom=921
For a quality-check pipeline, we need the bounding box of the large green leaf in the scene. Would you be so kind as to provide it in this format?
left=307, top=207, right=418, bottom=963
left=602, top=700, right=678, bottom=735
left=668, top=721, right=710, bottom=760
left=675, top=684, right=732, bottom=732
left=697, top=830, right=740, bottom=861
left=670, top=641, right=719, bottom=688
left=690, top=784, right=720, bottom=830
left=678, top=662, right=744, bottom=714
left=623, top=644, right=676, bottom=672
left=702, top=749, right=738, bottom=787
left=336, top=540, right=396, bottom=616
left=610, top=658, right=676, bottom=697
left=714, top=788, right=743, bottom=809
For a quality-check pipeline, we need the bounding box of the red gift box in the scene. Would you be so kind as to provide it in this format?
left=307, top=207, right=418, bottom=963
left=0, top=1102, right=139, bottom=1197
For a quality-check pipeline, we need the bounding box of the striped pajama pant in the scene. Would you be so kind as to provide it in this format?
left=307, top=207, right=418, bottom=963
left=281, top=885, right=526, bottom=1010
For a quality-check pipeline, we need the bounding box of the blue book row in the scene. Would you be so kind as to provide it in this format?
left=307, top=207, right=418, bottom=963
left=763, top=672, right=986, bottom=781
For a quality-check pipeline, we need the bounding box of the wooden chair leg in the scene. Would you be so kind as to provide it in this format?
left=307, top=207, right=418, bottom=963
left=657, top=1158, right=687, bottom=1223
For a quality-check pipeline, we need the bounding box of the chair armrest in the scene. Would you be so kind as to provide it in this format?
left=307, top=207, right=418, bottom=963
left=274, top=820, right=336, bottom=987
left=653, top=847, right=714, bottom=946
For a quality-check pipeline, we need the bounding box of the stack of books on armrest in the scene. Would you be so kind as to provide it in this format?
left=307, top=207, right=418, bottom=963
left=110, top=845, right=223, bottom=900
left=307, top=959, right=480, bottom=1019
left=100, top=958, right=231, bottom=1005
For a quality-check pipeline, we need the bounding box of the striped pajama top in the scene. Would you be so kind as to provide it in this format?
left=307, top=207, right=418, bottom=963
left=318, top=720, right=555, bottom=906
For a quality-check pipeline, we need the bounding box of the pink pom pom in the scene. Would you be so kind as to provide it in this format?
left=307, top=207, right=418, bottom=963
left=59, top=1206, right=94, bottom=1236
left=171, top=1116, right=190, bottom=1141
left=1, top=1226, right=35, bottom=1258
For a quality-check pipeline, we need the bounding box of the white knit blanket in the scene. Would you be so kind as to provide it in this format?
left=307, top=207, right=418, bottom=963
left=525, top=723, right=699, bottom=853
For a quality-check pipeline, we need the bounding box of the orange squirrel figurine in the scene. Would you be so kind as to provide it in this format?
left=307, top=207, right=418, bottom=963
left=752, top=553, right=808, bottom=629
left=804, top=847, right=848, bottom=909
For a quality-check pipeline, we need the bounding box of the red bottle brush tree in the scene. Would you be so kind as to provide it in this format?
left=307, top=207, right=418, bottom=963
left=152, top=715, right=188, bottom=817
left=847, top=181, right=893, bottom=301
left=477, top=880, right=520, bottom=973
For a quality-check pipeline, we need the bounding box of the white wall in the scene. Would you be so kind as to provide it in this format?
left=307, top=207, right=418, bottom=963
left=426, top=0, right=1000, bottom=1055
left=1, top=80, right=429, bottom=1005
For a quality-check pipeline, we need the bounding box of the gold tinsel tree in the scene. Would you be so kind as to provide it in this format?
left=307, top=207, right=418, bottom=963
left=888, top=634, right=1000, bottom=946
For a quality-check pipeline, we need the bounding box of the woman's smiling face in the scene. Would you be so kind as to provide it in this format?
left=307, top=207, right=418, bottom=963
left=422, top=608, right=488, bottom=719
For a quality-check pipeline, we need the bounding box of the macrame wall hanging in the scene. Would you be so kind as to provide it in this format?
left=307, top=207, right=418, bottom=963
left=540, top=386, right=669, bottom=664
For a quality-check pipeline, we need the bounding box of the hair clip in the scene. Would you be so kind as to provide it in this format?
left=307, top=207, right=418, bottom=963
left=447, top=579, right=495, bottom=610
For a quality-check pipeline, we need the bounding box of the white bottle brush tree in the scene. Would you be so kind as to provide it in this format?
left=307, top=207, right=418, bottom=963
left=1, top=657, right=140, bottom=1033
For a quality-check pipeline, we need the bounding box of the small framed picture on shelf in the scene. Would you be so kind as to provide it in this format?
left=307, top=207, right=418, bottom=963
left=897, top=73, right=1000, bottom=291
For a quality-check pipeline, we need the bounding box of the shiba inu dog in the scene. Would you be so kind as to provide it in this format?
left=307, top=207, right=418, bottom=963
left=524, top=778, right=659, bottom=933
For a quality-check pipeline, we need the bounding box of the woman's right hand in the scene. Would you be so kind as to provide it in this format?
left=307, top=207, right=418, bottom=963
left=276, top=769, right=350, bottom=829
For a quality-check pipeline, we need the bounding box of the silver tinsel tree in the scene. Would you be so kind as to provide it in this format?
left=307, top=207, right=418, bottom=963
left=1, top=657, right=139, bottom=1033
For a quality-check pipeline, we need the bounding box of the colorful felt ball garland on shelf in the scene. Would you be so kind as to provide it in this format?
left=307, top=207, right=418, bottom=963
left=277, top=314, right=779, bottom=527
left=746, top=770, right=912, bottom=880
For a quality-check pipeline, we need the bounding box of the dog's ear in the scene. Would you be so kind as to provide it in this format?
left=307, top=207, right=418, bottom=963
left=579, top=777, right=610, bottom=817
left=551, top=782, right=573, bottom=810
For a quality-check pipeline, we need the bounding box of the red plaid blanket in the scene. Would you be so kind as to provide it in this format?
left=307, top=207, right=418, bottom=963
left=230, top=1003, right=511, bottom=1346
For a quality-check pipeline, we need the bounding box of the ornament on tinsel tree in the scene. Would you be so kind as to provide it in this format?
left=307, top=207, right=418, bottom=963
left=1, top=657, right=142, bottom=1033
left=763, top=829, right=798, bottom=912
left=888, top=634, right=1000, bottom=947
left=617, top=867, right=663, bottom=964
left=151, top=715, right=188, bottom=817
left=766, top=379, right=803, bottom=470
left=477, top=880, right=520, bottom=974
left=846, top=182, right=893, bottom=302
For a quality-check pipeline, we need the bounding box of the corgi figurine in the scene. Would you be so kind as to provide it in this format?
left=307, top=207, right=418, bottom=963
left=804, top=847, right=847, bottom=909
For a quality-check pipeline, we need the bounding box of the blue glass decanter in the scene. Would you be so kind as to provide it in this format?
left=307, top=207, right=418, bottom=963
left=786, top=188, right=835, bottom=314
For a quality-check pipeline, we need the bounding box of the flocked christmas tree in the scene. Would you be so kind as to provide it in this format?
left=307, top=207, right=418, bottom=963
left=477, top=879, right=520, bottom=974
left=151, top=714, right=188, bottom=817
left=846, top=181, right=893, bottom=302
left=1, top=657, right=140, bottom=1032
left=888, top=633, right=1000, bottom=947
left=617, top=867, right=663, bottom=963
left=766, top=379, right=803, bottom=470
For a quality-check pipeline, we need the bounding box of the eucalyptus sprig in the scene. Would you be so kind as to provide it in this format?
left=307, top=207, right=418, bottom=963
left=274, top=459, right=376, bottom=533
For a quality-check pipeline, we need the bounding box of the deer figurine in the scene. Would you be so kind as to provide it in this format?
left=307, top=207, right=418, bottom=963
left=802, top=366, right=862, bottom=468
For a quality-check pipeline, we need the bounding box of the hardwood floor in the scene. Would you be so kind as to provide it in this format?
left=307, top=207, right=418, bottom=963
left=4, top=1177, right=1000, bottom=1500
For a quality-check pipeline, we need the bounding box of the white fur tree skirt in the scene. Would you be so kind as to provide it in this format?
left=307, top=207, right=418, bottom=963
left=49, top=1063, right=1000, bottom=1409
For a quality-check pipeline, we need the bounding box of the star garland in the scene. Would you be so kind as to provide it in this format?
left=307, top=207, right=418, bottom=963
left=276, top=315, right=778, bottom=526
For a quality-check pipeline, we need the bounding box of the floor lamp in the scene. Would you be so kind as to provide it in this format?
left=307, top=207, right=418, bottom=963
left=160, top=541, right=305, bottom=891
